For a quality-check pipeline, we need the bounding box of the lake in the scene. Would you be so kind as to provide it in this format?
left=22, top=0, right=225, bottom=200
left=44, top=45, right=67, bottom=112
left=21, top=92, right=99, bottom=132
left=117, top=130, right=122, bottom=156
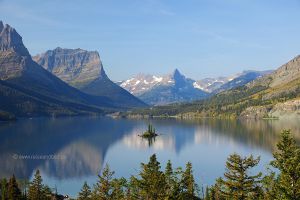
left=0, top=117, right=299, bottom=197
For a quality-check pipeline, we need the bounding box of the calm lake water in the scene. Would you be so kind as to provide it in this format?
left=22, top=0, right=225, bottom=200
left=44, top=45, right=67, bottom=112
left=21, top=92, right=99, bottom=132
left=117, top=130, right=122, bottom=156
left=0, top=117, right=299, bottom=197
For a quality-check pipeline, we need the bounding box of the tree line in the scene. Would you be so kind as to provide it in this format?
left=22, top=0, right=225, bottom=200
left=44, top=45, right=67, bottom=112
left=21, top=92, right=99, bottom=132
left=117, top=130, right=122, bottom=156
left=1, top=130, right=299, bottom=200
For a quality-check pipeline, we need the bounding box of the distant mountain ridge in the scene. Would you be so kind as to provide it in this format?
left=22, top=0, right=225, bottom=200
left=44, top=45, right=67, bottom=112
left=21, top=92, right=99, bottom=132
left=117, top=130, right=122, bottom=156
left=119, top=69, right=209, bottom=105
left=131, top=55, right=300, bottom=119
left=119, top=69, right=272, bottom=105
left=34, top=48, right=147, bottom=108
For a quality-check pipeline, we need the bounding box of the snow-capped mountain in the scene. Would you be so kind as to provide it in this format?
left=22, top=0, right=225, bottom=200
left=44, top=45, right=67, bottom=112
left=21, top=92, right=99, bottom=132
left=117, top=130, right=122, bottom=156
left=119, top=74, right=172, bottom=96
left=193, top=76, right=235, bottom=93
left=119, top=69, right=208, bottom=105
left=118, top=69, right=273, bottom=105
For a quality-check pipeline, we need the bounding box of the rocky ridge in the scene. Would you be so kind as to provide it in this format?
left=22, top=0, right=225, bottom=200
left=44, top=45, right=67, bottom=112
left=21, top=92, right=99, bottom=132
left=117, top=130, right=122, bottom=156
left=34, top=48, right=147, bottom=108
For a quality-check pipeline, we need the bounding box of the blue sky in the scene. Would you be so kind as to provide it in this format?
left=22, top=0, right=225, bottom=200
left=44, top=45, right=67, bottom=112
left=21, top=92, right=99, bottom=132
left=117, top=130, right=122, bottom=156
left=1, top=0, right=300, bottom=81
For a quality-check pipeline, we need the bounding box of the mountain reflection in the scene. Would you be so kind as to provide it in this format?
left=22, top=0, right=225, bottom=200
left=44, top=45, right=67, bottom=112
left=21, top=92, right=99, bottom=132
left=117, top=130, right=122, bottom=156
left=39, top=141, right=103, bottom=179
left=0, top=117, right=299, bottom=182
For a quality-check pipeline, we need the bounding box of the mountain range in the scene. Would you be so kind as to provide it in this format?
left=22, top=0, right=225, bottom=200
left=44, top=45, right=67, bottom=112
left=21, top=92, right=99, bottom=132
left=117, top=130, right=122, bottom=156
left=119, top=69, right=272, bottom=105
left=131, top=55, right=300, bottom=119
left=0, top=20, right=298, bottom=119
left=0, top=21, right=146, bottom=118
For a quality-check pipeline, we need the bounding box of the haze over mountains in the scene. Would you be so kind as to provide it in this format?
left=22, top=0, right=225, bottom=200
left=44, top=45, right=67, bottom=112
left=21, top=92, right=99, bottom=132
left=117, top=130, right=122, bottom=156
left=119, top=69, right=272, bottom=105
left=0, top=21, right=146, bottom=118
left=135, top=55, right=300, bottom=119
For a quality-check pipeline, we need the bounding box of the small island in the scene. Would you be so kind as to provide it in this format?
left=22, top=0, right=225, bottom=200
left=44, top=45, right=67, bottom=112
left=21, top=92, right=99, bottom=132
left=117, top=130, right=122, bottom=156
left=140, top=124, right=158, bottom=138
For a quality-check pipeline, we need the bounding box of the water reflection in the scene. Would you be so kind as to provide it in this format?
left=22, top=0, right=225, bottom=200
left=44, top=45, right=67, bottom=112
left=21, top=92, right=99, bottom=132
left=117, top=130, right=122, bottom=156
left=0, top=117, right=299, bottom=196
left=123, top=132, right=175, bottom=150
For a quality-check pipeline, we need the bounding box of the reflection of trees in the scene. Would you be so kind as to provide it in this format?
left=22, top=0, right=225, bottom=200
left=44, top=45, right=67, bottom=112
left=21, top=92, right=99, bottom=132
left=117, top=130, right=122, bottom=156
left=0, top=116, right=298, bottom=180
left=122, top=130, right=175, bottom=150
left=180, top=118, right=300, bottom=152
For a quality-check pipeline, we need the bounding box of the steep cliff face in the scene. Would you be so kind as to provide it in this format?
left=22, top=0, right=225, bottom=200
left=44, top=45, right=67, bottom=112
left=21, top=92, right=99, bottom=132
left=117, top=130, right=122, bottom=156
left=0, top=21, right=128, bottom=117
left=34, top=48, right=147, bottom=108
left=33, top=48, right=107, bottom=88
left=0, top=21, right=30, bottom=56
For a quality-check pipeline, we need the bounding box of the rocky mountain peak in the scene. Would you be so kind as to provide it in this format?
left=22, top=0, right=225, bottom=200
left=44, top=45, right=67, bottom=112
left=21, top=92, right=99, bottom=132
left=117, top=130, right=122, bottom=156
left=33, top=48, right=108, bottom=88
left=170, top=68, right=188, bottom=88
left=0, top=22, right=30, bottom=56
left=171, top=68, right=184, bottom=79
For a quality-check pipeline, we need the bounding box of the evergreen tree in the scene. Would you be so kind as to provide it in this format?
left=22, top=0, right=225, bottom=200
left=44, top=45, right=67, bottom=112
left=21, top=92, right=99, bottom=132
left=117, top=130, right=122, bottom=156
left=28, top=170, right=46, bottom=200
left=165, top=160, right=173, bottom=189
left=217, top=153, right=262, bottom=200
left=111, top=177, right=127, bottom=200
left=164, top=160, right=178, bottom=199
left=92, top=164, right=115, bottom=200
left=180, top=162, right=197, bottom=199
left=41, top=186, right=52, bottom=200
left=270, top=130, right=300, bottom=199
left=7, top=175, right=21, bottom=200
left=1, top=178, right=8, bottom=200
left=261, top=171, right=279, bottom=200
left=126, top=176, right=140, bottom=200
left=78, top=181, right=92, bottom=200
left=138, top=154, right=167, bottom=200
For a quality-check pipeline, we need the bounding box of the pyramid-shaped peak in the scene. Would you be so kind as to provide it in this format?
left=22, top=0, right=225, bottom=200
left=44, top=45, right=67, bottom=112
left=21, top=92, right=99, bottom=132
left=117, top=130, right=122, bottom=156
left=0, top=21, right=30, bottom=56
left=171, top=68, right=185, bottom=79
left=173, top=68, right=181, bottom=75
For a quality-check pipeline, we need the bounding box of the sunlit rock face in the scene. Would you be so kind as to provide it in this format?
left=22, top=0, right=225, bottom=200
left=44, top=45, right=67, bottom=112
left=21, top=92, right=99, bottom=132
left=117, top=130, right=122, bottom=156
left=0, top=21, right=31, bottom=80
left=34, top=47, right=147, bottom=108
left=39, top=141, right=103, bottom=179
left=33, top=48, right=106, bottom=88
left=0, top=21, right=30, bottom=57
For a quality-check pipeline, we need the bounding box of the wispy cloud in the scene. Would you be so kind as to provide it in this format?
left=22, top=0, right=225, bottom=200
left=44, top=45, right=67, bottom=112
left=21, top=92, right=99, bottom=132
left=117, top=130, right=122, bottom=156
left=0, top=1, right=61, bottom=27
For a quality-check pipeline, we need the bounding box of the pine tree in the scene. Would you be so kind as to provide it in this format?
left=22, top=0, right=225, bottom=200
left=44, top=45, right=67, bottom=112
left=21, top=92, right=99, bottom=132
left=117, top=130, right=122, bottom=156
left=270, top=130, right=300, bottom=199
left=92, top=164, right=115, bottom=200
left=78, top=181, right=92, bottom=200
left=111, top=177, right=127, bottom=200
left=261, top=171, right=279, bottom=200
left=28, top=170, right=46, bottom=200
left=7, top=175, right=21, bottom=200
left=1, top=178, right=8, bottom=200
left=180, top=162, right=197, bottom=199
left=165, top=160, right=176, bottom=199
left=165, top=160, right=173, bottom=188
left=217, top=153, right=262, bottom=200
left=41, top=186, right=52, bottom=200
left=138, top=154, right=167, bottom=200
left=127, top=176, right=140, bottom=200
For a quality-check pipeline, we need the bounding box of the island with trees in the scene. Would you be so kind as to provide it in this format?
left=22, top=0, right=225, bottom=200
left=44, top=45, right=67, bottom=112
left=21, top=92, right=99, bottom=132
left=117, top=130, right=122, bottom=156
left=140, top=124, right=158, bottom=138
left=1, top=130, right=299, bottom=200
